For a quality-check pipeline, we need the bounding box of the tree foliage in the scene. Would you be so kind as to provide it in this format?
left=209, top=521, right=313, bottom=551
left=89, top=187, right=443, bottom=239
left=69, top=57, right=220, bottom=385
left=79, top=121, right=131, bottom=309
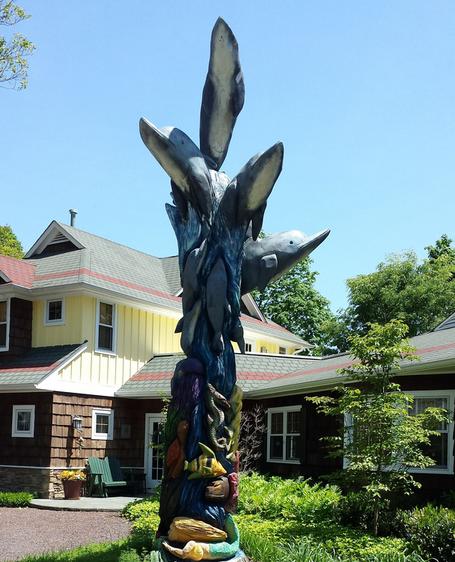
left=329, top=235, right=455, bottom=351
left=252, top=257, right=335, bottom=354
left=0, top=0, right=34, bottom=90
left=308, top=320, right=448, bottom=535
left=0, top=224, right=23, bottom=257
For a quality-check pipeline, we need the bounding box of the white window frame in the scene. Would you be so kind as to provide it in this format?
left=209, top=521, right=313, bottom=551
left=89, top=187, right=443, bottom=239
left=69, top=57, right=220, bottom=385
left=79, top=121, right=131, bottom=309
left=279, top=346, right=287, bottom=355
left=44, top=298, right=65, bottom=325
left=267, top=405, right=302, bottom=465
left=11, top=405, right=35, bottom=438
left=91, top=408, right=114, bottom=440
left=95, top=300, right=116, bottom=355
left=343, top=390, right=454, bottom=475
left=407, top=389, right=454, bottom=476
left=0, top=298, right=10, bottom=352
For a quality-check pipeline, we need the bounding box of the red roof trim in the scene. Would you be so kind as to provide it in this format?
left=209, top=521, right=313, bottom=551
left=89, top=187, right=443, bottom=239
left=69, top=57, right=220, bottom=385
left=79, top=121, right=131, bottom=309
left=130, top=370, right=292, bottom=383
left=0, top=255, right=35, bottom=289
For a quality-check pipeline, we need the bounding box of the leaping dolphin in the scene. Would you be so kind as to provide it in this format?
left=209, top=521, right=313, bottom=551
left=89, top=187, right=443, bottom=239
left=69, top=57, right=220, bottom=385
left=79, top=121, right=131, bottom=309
left=139, top=119, right=215, bottom=222
left=200, top=17, right=245, bottom=171
left=241, top=229, right=330, bottom=294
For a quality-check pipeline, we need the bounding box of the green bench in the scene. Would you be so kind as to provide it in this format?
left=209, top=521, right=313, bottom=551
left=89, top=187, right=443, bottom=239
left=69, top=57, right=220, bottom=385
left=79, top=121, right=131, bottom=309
left=86, top=456, right=128, bottom=497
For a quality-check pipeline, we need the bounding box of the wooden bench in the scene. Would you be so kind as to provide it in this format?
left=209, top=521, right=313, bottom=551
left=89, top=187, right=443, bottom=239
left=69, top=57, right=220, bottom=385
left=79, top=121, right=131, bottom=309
left=86, top=456, right=128, bottom=497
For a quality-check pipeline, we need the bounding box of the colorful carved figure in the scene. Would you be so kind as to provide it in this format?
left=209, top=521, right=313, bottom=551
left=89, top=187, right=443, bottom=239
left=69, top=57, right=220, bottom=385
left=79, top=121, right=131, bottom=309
left=185, top=443, right=227, bottom=480
left=225, top=385, right=242, bottom=462
left=163, top=514, right=240, bottom=561
left=206, top=383, right=232, bottom=452
left=225, top=472, right=239, bottom=514
left=205, top=476, right=230, bottom=503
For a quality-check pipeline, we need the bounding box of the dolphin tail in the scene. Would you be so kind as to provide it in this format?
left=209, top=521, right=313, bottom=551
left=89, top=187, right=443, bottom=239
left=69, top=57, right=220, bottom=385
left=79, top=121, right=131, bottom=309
left=212, top=332, right=224, bottom=354
left=175, top=317, right=184, bottom=334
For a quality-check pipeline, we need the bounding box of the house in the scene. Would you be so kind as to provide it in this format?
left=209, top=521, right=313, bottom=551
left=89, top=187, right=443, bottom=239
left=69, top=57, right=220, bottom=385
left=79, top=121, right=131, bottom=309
left=1, top=220, right=454, bottom=498
left=0, top=220, right=308, bottom=497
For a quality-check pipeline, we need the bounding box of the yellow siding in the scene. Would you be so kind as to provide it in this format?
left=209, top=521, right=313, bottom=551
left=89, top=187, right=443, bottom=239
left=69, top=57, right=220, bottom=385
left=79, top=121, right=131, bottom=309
left=55, top=296, right=181, bottom=387
left=256, top=339, right=279, bottom=354
left=32, top=296, right=86, bottom=347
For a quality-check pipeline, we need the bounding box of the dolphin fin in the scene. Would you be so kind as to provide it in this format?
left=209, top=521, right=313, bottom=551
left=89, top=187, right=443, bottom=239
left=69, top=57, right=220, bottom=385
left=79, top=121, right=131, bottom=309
left=258, top=254, right=278, bottom=291
left=212, top=332, right=224, bottom=354
left=199, top=442, right=215, bottom=458
left=171, top=180, right=189, bottom=221
left=251, top=203, right=267, bottom=240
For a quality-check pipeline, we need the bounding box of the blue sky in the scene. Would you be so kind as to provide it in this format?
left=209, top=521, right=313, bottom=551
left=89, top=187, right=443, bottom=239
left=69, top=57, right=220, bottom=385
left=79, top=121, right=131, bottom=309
left=1, top=1, right=454, bottom=312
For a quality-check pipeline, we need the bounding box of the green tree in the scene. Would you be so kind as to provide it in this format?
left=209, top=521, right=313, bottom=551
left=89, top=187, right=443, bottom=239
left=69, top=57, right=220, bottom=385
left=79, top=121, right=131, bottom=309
left=0, top=224, right=23, bottom=257
left=329, top=236, right=455, bottom=351
left=252, top=257, right=335, bottom=354
left=308, top=320, right=447, bottom=535
left=0, top=0, right=34, bottom=90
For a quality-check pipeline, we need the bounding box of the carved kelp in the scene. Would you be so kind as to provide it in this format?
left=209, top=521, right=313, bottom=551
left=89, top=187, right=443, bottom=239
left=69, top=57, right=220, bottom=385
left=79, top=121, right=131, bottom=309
left=140, top=18, right=329, bottom=562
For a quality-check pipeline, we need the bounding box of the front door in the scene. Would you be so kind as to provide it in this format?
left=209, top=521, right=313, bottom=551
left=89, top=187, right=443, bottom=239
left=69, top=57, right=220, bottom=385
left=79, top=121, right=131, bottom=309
left=144, top=413, right=165, bottom=490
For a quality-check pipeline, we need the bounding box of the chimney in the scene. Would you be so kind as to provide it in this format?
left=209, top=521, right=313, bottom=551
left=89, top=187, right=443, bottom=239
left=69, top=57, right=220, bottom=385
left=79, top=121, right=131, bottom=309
left=69, top=209, right=77, bottom=227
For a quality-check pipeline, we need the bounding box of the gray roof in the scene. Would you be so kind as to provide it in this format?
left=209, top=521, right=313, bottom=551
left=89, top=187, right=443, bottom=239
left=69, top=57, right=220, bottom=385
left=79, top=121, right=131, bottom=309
left=20, top=221, right=306, bottom=344
left=116, top=326, right=455, bottom=399
left=116, top=352, right=317, bottom=397
left=0, top=344, right=85, bottom=388
left=435, top=312, right=455, bottom=332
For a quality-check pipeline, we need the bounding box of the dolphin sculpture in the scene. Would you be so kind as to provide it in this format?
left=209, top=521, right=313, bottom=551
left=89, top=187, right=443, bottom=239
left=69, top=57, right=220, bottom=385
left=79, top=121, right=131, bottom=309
left=241, top=229, right=330, bottom=294
left=200, top=17, right=245, bottom=171
left=139, top=119, right=215, bottom=222
left=206, top=257, right=228, bottom=354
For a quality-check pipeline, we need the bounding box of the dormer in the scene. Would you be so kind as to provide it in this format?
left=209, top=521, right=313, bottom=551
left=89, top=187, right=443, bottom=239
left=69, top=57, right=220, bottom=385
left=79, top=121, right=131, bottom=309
left=25, top=221, right=84, bottom=259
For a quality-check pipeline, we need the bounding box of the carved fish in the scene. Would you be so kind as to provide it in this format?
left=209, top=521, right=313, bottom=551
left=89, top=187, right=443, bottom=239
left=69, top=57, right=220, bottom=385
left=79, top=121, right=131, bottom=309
left=184, top=442, right=227, bottom=480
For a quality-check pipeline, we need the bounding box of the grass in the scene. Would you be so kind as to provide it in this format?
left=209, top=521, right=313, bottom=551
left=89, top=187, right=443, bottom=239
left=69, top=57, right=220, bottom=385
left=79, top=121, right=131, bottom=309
left=0, top=491, right=34, bottom=507
left=19, top=539, right=131, bottom=562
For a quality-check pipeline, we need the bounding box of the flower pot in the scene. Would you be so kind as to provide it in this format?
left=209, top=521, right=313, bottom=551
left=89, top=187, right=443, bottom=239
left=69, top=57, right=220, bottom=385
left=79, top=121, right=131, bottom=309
left=62, top=479, right=83, bottom=500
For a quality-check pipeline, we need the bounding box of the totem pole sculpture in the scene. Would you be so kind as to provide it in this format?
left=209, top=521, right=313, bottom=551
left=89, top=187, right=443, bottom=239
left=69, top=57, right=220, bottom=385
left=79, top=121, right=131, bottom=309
left=139, top=18, right=329, bottom=562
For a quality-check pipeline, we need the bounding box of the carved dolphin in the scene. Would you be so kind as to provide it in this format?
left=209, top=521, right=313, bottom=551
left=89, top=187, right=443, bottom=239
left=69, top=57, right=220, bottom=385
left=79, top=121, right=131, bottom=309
left=139, top=119, right=215, bottom=221
left=206, top=258, right=228, bottom=353
left=241, top=229, right=330, bottom=294
left=235, top=143, right=284, bottom=239
left=200, top=17, right=245, bottom=171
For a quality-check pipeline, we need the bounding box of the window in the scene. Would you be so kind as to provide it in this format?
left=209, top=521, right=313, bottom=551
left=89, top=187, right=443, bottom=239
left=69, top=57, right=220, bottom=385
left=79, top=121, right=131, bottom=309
left=0, top=299, right=9, bottom=351
left=267, top=406, right=302, bottom=464
left=45, top=299, right=64, bottom=324
left=12, top=405, right=35, bottom=438
left=92, top=409, right=114, bottom=440
left=409, top=391, right=454, bottom=474
left=245, top=342, right=253, bottom=353
left=260, top=346, right=268, bottom=353
left=96, top=301, right=115, bottom=353
left=279, top=346, right=286, bottom=355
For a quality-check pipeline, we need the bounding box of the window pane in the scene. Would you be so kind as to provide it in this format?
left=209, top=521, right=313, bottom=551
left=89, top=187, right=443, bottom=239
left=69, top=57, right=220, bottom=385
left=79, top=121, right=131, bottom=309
left=100, top=303, right=113, bottom=326
left=286, top=435, right=300, bottom=461
left=271, top=412, right=283, bottom=434
left=0, top=324, right=6, bottom=347
left=270, top=436, right=283, bottom=459
left=422, top=433, right=448, bottom=469
left=287, top=411, right=301, bottom=434
left=413, top=397, right=448, bottom=430
left=96, top=414, right=109, bottom=434
left=48, top=300, right=62, bottom=321
left=17, top=411, right=31, bottom=432
left=98, top=325, right=113, bottom=350
left=0, top=301, right=6, bottom=322
left=245, top=343, right=252, bottom=352
left=279, top=347, right=286, bottom=355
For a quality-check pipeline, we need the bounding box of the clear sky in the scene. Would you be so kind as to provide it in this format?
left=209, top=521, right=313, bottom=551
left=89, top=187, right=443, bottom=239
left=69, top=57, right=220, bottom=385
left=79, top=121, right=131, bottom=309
left=1, top=1, right=454, bottom=312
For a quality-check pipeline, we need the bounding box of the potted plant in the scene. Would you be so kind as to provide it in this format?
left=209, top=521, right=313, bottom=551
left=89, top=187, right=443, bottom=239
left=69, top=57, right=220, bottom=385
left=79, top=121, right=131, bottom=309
left=59, top=469, right=86, bottom=500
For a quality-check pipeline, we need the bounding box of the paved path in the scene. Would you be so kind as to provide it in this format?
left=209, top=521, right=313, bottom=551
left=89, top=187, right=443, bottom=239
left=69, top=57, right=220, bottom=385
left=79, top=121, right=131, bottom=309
left=31, top=495, right=143, bottom=512
left=0, top=507, right=131, bottom=561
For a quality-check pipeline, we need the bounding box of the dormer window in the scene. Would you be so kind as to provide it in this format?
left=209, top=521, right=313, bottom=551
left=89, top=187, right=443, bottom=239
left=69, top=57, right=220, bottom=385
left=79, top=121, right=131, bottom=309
left=96, top=301, right=116, bottom=353
left=45, top=299, right=64, bottom=325
left=0, top=299, right=9, bottom=351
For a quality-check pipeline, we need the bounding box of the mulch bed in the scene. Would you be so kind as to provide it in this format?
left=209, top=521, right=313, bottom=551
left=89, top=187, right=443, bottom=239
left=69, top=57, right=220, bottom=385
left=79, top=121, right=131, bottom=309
left=0, top=507, right=131, bottom=561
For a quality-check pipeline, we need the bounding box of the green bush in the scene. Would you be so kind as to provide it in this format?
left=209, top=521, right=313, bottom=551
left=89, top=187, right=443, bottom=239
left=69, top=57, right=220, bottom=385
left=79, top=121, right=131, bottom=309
left=0, top=491, right=33, bottom=507
left=119, top=550, right=141, bottom=562
left=238, top=472, right=341, bottom=526
left=122, top=498, right=160, bottom=521
left=394, top=505, right=455, bottom=562
left=130, top=513, right=161, bottom=544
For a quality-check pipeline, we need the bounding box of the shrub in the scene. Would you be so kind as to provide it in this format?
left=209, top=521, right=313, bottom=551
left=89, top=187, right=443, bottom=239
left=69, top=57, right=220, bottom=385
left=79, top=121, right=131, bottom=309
left=0, top=491, right=34, bottom=507
left=130, top=513, right=161, bottom=545
left=394, top=505, right=455, bottom=562
left=122, top=498, right=160, bottom=521
left=119, top=550, right=141, bottom=562
left=238, top=472, right=341, bottom=526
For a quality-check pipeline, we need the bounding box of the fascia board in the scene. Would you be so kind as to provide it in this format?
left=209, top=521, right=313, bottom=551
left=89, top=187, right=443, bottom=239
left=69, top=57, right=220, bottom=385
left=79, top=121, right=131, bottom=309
left=0, top=271, right=11, bottom=283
